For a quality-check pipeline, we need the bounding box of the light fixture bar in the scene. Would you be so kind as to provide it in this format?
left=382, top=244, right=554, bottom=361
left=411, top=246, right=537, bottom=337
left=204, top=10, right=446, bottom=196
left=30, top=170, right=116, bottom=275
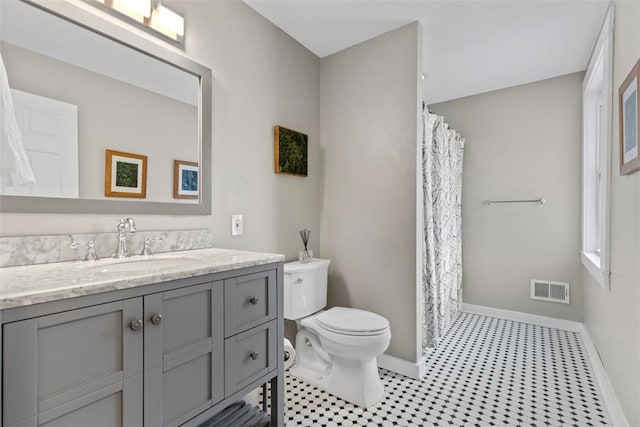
left=83, top=0, right=185, bottom=48
left=150, top=4, right=184, bottom=37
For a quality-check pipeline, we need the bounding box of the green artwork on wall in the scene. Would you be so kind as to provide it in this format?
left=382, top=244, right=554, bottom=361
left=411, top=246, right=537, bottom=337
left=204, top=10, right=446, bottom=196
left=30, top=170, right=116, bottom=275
left=274, top=126, right=308, bottom=177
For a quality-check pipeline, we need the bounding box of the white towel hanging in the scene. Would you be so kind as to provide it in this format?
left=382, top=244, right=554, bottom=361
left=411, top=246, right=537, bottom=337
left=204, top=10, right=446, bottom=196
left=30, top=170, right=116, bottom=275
left=0, top=52, right=35, bottom=186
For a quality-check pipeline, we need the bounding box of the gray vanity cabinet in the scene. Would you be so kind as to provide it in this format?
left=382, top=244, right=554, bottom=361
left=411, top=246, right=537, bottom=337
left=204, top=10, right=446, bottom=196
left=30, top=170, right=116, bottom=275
left=143, top=282, right=224, bottom=427
left=1, top=262, right=284, bottom=427
left=3, top=299, right=144, bottom=427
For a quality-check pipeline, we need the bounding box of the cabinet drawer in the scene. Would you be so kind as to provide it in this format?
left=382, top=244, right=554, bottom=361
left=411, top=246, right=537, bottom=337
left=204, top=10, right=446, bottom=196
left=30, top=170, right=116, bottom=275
left=224, top=320, right=277, bottom=397
left=224, top=270, right=277, bottom=337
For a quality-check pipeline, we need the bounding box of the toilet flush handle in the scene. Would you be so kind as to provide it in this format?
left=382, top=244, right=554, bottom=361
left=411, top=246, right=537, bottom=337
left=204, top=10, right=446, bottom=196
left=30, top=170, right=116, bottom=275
left=295, top=278, right=303, bottom=284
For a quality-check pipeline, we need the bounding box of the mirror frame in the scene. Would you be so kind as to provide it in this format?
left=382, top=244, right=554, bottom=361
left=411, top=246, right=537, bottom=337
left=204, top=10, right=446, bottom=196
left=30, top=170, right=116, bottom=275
left=0, top=0, right=212, bottom=215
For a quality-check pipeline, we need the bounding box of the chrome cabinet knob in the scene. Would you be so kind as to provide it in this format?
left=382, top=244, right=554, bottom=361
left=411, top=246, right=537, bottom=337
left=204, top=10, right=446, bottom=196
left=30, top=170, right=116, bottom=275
left=150, top=314, right=162, bottom=325
left=249, top=351, right=259, bottom=361
left=248, top=296, right=259, bottom=305
left=130, top=319, right=143, bottom=331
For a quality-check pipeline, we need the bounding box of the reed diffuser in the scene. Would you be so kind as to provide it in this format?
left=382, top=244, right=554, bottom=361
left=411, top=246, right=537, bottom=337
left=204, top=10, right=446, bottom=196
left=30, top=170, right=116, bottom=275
left=299, top=228, right=313, bottom=262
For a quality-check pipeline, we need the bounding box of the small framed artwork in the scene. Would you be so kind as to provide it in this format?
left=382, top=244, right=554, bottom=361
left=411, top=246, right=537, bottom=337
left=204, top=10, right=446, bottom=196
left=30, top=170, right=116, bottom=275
left=274, top=125, right=308, bottom=177
left=173, top=160, right=199, bottom=199
left=105, top=149, right=147, bottom=198
left=619, top=58, right=640, bottom=175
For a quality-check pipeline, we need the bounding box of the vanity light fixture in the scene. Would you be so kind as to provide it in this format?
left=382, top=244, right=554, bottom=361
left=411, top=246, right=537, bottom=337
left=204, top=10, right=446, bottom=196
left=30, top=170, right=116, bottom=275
left=87, top=0, right=185, bottom=47
left=97, top=0, right=152, bottom=21
left=150, top=3, right=184, bottom=38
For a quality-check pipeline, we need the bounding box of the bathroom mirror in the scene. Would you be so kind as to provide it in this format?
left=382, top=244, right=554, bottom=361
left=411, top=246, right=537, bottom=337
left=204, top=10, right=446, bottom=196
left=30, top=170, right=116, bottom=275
left=0, top=0, right=212, bottom=215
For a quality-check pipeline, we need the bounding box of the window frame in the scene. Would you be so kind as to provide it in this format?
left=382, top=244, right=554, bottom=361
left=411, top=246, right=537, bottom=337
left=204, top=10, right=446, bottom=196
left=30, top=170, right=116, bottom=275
left=581, top=7, right=614, bottom=290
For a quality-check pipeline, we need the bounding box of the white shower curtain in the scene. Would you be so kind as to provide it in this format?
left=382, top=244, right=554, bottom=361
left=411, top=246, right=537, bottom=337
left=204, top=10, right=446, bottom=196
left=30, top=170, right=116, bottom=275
left=421, top=106, right=465, bottom=351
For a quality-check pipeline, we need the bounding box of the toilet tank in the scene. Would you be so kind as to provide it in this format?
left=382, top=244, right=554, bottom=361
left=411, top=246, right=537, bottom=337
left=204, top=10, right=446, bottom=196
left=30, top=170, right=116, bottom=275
left=283, top=258, right=331, bottom=320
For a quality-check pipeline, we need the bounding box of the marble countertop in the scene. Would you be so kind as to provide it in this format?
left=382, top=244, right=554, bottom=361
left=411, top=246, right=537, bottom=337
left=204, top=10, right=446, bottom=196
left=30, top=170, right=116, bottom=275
left=0, top=247, right=284, bottom=310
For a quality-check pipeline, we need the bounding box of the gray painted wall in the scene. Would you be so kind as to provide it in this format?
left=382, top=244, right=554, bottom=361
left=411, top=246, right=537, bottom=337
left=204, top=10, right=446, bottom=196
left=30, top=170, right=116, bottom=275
left=180, top=1, right=321, bottom=259
left=319, top=23, right=422, bottom=362
left=433, top=72, right=585, bottom=322
left=0, top=1, right=322, bottom=262
left=582, top=1, right=640, bottom=424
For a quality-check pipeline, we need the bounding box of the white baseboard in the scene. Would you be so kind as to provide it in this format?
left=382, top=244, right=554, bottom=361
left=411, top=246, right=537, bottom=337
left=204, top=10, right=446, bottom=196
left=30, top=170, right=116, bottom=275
left=461, top=303, right=582, bottom=332
left=461, top=303, right=629, bottom=427
left=579, top=324, right=629, bottom=427
left=377, top=353, right=426, bottom=380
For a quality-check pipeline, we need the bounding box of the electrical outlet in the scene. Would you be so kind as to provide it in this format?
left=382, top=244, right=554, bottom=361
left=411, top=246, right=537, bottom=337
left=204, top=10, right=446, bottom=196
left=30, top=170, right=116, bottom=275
left=231, top=215, right=243, bottom=236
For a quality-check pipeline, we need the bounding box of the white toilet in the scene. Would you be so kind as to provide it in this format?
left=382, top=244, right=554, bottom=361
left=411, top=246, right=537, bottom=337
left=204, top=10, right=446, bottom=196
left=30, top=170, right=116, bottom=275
left=284, top=258, right=391, bottom=408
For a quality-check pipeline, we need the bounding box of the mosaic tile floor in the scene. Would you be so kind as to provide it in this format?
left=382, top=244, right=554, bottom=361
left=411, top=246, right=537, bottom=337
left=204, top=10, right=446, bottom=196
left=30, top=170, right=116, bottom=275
left=278, top=312, right=610, bottom=426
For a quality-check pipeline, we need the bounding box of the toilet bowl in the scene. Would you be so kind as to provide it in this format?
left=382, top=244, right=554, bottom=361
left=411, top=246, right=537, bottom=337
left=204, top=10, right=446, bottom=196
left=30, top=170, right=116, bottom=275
left=300, top=308, right=391, bottom=407
left=284, top=259, right=391, bottom=407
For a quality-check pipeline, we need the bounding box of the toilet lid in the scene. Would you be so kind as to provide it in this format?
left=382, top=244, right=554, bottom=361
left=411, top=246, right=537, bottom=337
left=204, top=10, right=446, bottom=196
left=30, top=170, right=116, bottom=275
left=317, top=307, right=389, bottom=335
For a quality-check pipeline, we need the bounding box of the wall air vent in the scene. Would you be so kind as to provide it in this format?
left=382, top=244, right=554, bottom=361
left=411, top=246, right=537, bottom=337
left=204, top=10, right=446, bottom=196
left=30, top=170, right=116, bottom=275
left=530, top=279, right=570, bottom=304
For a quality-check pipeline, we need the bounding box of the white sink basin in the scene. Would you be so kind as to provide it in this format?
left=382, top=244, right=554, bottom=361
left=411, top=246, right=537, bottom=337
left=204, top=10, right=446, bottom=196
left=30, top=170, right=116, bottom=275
left=75, top=254, right=202, bottom=274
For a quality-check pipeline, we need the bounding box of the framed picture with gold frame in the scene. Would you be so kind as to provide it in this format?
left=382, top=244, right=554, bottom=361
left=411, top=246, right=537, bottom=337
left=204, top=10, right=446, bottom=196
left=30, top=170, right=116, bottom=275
left=173, top=160, right=199, bottom=199
left=105, top=149, right=147, bottom=198
left=619, top=58, right=640, bottom=175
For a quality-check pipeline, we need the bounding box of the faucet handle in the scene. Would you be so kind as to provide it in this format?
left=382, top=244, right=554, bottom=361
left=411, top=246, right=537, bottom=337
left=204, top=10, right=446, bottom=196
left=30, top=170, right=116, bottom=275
left=118, top=218, right=137, bottom=233
left=69, top=240, right=100, bottom=262
left=141, top=237, right=163, bottom=256
left=68, top=241, right=84, bottom=250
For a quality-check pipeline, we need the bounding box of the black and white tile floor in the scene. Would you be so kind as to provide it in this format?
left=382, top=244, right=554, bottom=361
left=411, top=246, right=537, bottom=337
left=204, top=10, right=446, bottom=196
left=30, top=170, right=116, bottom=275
left=280, top=312, right=610, bottom=426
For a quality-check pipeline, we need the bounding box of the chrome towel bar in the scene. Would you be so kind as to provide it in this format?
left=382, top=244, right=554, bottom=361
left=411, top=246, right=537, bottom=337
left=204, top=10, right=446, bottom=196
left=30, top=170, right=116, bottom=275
left=483, top=198, right=545, bottom=206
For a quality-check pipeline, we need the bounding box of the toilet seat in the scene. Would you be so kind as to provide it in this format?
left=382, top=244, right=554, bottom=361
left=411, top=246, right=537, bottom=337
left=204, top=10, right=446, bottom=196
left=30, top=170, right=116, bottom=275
left=317, top=307, right=389, bottom=336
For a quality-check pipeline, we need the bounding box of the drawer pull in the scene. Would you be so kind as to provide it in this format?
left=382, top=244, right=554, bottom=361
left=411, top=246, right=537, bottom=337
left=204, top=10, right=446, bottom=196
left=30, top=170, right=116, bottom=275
left=150, top=314, right=162, bottom=325
left=248, top=296, right=259, bottom=305
left=249, top=351, right=259, bottom=361
left=130, top=319, right=143, bottom=331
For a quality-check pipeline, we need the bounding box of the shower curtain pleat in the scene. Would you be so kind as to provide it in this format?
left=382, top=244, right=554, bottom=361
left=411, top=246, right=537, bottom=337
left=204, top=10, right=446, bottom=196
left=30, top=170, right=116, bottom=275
left=422, top=105, right=465, bottom=351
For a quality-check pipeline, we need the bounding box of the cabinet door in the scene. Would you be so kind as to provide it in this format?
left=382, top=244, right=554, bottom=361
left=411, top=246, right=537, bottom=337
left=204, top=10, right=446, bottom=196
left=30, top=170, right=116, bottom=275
left=144, top=281, right=224, bottom=427
left=3, top=299, right=143, bottom=427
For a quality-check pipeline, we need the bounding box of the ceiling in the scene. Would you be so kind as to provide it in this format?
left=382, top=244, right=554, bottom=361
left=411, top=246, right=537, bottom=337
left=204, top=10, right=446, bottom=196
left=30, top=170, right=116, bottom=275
left=243, top=0, right=609, bottom=104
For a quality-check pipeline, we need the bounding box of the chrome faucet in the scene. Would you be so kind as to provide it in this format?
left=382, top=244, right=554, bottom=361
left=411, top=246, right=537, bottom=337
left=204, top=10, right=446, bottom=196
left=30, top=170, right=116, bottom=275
left=115, top=218, right=136, bottom=259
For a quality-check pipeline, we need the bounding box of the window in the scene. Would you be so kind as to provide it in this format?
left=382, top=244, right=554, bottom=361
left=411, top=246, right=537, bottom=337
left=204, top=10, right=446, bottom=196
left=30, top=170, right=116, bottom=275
left=582, top=7, right=614, bottom=290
